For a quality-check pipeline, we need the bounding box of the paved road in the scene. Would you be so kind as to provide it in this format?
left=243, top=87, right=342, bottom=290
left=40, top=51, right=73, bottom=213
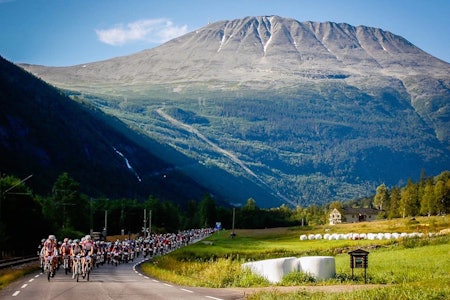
left=0, top=257, right=245, bottom=300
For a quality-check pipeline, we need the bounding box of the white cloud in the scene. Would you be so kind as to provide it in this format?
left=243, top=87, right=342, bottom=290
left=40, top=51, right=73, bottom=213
left=96, top=18, right=188, bottom=46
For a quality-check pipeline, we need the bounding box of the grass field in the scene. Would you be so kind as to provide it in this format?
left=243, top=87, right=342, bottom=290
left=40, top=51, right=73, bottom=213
left=141, top=216, right=450, bottom=299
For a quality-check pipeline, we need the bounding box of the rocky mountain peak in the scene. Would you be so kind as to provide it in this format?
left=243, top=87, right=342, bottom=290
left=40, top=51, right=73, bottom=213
left=17, top=16, right=450, bottom=206
left=24, top=16, right=449, bottom=87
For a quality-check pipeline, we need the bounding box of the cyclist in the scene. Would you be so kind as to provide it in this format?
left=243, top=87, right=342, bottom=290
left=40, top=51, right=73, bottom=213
left=70, top=239, right=83, bottom=279
left=60, top=238, right=72, bottom=274
left=81, top=235, right=95, bottom=274
left=43, top=235, right=58, bottom=277
left=38, top=238, right=46, bottom=273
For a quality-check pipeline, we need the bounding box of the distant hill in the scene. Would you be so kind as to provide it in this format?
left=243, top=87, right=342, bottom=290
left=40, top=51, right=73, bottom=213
left=19, top=16, right=450, bottom=207
left=0, top=55, right=223, bottom=205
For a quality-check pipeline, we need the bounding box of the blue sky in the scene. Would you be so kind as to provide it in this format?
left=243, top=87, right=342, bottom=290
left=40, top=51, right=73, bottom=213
left=1, top=0, right=449, bottom=66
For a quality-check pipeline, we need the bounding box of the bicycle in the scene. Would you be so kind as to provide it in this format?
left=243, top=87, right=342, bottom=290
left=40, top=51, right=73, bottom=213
left=39, top=255, right=45, bottom=274
left=63, top=255, right=70, bottom=275
left=73, top=255, right=82, bottom=282
left=44, top=256, right=54, bottom=281
left=83, top=256, right=91, bottom=281
left=112, top=252, right=120, bottom=266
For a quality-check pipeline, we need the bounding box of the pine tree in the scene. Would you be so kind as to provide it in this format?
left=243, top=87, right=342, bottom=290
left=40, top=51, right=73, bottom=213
left=400, top=179, right=419, bottom=218
left=388, top=187, right=401, bottom=219
left=420, top=179, right=435, bottom=216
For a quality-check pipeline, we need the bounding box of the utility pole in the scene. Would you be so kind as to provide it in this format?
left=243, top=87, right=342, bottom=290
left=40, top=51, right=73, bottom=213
left=231, top=207, right=236, bottom=238
left=148, top=210, right=152, bottom=237
left=143, top=209, right=147, bottom=237
left=90, top=198, right=93, bottom=235
left=104, top=210, right=108, bottom=237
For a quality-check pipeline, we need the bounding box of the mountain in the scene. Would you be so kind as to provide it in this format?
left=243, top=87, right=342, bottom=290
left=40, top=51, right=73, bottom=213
left=0, top=55, right=224, bottom=205
left=20, top=16, right=450, bottom=207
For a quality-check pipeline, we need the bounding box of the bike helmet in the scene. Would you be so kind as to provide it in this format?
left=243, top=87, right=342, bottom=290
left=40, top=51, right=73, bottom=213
left=48, top=235, right=56, bottom=240
left=73, top=239, right=80, bottom=243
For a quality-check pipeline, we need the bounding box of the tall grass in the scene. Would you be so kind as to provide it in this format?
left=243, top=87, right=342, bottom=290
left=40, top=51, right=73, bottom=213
left=140, top=216, right=450, bottom=299
left=141, top=256, right=269, bottom=287
left=246, top=284, right=450, bottom=300
left=0, top=265, right=39, bottom=290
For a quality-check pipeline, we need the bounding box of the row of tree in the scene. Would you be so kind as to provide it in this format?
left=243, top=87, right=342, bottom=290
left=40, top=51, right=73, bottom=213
left=1, top=170, right=449, bottom=257
left=373, top=170, right=450, bottom=219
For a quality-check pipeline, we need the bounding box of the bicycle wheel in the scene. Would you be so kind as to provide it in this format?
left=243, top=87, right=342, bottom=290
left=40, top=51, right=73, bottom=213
left=76, top=262, right=81, bottom=282
left=47, top=264, right=51, bottom=281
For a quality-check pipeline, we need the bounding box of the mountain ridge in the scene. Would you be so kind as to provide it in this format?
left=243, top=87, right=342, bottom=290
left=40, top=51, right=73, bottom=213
left=17, top=16, right=450, bottom=207
left=0, top=55, right=226, bottom=204
left=23, top=16, right=449, bottom=78
left=22, top=16, right=450, bottom=144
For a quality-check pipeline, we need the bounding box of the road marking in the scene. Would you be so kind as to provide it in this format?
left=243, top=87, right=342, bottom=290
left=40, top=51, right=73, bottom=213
left=205, top=296, right=224, bottom=300
left=164, top=283, right=173, bottom=287
left=28, top=278, right=34, bottom=282
left=180, top=288, right=194, bottom=293
left=21, top=284, right=27, bottom=288
left=152, top=279, right=159, bottom=282
left=12, top=291, right=20, bottom=296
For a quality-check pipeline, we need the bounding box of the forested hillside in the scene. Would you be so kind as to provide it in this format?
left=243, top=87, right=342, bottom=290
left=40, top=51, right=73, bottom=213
left=0, top=55, right=213, bottom=202
left=21, top=16, right=450, bottom=207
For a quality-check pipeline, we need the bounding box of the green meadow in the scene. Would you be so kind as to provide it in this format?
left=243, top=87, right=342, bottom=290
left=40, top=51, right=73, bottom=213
left=141, top=216, right=450, bottom=299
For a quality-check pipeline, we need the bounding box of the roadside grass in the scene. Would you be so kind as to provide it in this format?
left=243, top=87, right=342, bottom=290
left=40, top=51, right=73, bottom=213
left=140, top=216, right=450, bottom=298
left=245, top=283, right=450, bottom=300
left=0, top=265, right=39, bottom=290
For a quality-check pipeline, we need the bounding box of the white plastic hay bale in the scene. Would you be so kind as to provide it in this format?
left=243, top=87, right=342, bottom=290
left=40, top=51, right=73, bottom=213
left=330, top=233, right=338, bottom=240
left=377, top=233, right=385, bottom=240
left=315, top=234, right=322, bottom=240
left=337, top=234, right=345, bottom=240
left=300, top=234, right=307, bottom=241
left=366, top=233, right=374, bottom=240
left=400, top=232, right=408, bottom=238
left=308, top=234, right=316, bottom=240
left=391, top=233, right=400, bottom=239
left=323, top=233, right=330, bottom=240
left=352, top=233, right=360, bottom=240
left=384, top=233, right=392, bottom=239
left=359, top=233, right=367, bottom=239
left=242, top=257, right=298, bottom=283
left=298, top=256, right=336, bottom=281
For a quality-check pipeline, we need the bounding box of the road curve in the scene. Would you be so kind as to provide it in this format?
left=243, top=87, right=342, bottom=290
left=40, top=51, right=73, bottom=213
left=0, top=257, right=245, bottom=300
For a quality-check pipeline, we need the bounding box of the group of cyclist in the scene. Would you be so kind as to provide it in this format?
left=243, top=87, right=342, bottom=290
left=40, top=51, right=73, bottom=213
left=37, top=228, right=214, bottom=280
left=38, top=234, right=95, bottom=279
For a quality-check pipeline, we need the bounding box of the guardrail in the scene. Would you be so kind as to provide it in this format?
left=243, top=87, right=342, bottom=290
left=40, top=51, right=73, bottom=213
left=0, top=256, right=38, bottom=269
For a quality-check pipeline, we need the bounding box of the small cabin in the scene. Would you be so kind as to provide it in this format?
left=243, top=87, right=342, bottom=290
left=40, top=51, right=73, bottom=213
left=329, top=208, right=342, bottom=225
left=329, top=208, right=381, bottom=224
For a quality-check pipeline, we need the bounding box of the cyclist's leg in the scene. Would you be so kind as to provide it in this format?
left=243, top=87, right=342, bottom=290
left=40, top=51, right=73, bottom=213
left=72, top=257, right=77, bottom=278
